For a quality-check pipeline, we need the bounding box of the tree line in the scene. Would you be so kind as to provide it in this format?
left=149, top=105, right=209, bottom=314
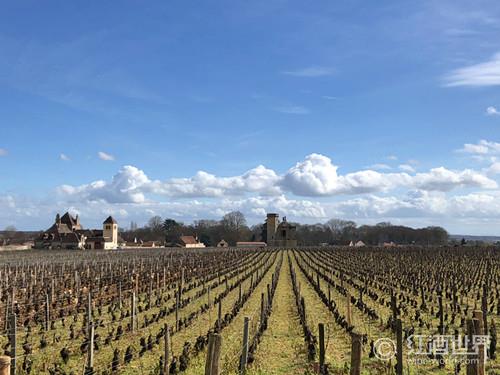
left=120, top=214, right=449, bottom=247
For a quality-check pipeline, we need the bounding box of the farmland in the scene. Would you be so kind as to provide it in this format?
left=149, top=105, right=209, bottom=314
left=0, top=246, right=498, bottom=374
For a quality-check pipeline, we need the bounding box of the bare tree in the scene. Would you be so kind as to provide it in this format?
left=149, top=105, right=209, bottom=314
left=221, top=211, right=249, bottom=245
left=147, top=216, right=163, bottom=231
left=221, top=211, right=247, bottom=232
left=325, top=219, right=356, bottom=243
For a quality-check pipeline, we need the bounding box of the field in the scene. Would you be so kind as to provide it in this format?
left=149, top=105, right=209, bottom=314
left=0, top=246, right=498, bottom=375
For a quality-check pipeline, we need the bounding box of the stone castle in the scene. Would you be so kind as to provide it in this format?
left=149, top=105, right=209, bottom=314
left=264, top=213, right=297, bottom=247
left=34, top=212, right=119, bottom=250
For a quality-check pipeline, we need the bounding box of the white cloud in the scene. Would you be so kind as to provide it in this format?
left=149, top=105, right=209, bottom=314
left=444, top=53, right=500, bottom=87
left=459, top=140, right=500, bottom=155
left=487, top=162, right=500, bottom=175
left=60, top=164, right=282, bottom=202
left=386, top=155, right=398, bottom=161
left=60, top=153, right=70, bottom=161
left=282, top=66, right=335, bottom=77
left=223, top=195, right=327, bottom=220
left=150, top=165, right=281, bottom=198
left=281, top=154, right=496, bottom=196
left=486, top=106, right=500, bottom=116
left=412, top=167, right=497, bottom=191
left=98, top=151, right=115, bottom=161
left=58, top=153, right=497, bottom=205
left=282, top=154, right=346, bottom=196
left=274, top=105, right=309, bottom=114
left=322, top=96, right=338, bottom=100
left=331, top=190, right=500, bottom=221
left=399, top=164, right=416, bottom=173
left=0, top=148, right=8, bottom=156
left=367, top=163, right=392, bottom=170
left=58, top=165, right=149, bottom=203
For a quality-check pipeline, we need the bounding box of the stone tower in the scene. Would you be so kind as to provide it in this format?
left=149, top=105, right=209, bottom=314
left=103, top=216, right=118, bottom=249
left=266, top=213, right=279, bottom=246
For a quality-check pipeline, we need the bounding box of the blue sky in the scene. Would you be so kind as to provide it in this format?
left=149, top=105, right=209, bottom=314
left=1, top=0, right=500, bottom=234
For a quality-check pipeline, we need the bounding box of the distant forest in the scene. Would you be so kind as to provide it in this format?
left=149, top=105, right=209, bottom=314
left=120, top=212, right=450, bottom=247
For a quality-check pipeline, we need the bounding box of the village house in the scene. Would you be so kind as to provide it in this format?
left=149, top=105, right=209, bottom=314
left=34, top=212, right=119, bottom=250
left=178, top=235, right=206, bottom=248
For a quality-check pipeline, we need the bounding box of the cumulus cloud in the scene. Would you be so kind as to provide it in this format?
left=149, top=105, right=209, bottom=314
left=221, top=195, right=326, bottom=219
left=58, top=165, right=149, bottom=203
left=459, top=140, right=500, bottom=155
left=150, top=165, right=282, bottom=197
left=57, top=153, right=497, bottom=207
left=444, top=52, right=500, bottom=87
left=331, top=190, right=500, bottom=220
left=282, top=66, right=335, bottom=77
left=412, top=167, right=497, bottom=191
left=281, top=154, right=496, bottom=196
left=98, top=151, right=115, bottom=161
left=60, top=153, right=70, bottom=161
left=59, top=164, right=282, bottom=202
left=486, top=106, right=500, bottom=116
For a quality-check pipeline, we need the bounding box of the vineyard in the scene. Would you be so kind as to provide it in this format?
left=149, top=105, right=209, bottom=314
left=0, top=247, right=498, bottom=375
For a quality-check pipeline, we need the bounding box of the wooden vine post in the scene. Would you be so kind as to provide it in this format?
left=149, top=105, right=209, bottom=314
left=350, top=333, right=362, bottom=375
left=319, top=323, right=325, bottom=374
left=466, top=318, right=477, bottom=375
left=239, top=317, right=249, bottom=374
left=8, top=313, right=16, bottom=375
left=175, top=291, right=180, bottom=332
left=260, top=293, right=265, bottom=327
left=45, top=293, right=50, bottom=331
left=391, top=293, right=397, bottom=323
left=87, top=290, right=92, bottom=334
left=346, top=292, right=352, bottom=326
left=205, top=333, right=222, bottom=375
left=217, top=300, right=222, bottom=331
left=131, top=291, right=136, bottom=332
left=85, top=323, right=95, bottom=375
left=438, top=291, right=444, bottom=335
left=164, top=323, right=170, bottom=374
left=473, top=310, right=485, bottom=375
left=481, top=284, right=488, bottom=335
left=118, top=281, right=122, bottom=310
left=395, top=319, right=403, bottom=375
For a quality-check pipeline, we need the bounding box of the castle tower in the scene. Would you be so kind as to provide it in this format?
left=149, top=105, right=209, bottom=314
left=103, top=216, right=118, bottom=249
left=266, top=213, right=279, bottom=246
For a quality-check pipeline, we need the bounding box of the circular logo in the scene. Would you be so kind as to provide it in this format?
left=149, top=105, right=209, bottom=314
left=374, top=338, right=396, bottom=361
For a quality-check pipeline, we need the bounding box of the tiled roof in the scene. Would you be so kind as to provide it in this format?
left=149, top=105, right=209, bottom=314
left=103, top=216, right=117, bottom=224
left=180, top=236, right=198, bottom=245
